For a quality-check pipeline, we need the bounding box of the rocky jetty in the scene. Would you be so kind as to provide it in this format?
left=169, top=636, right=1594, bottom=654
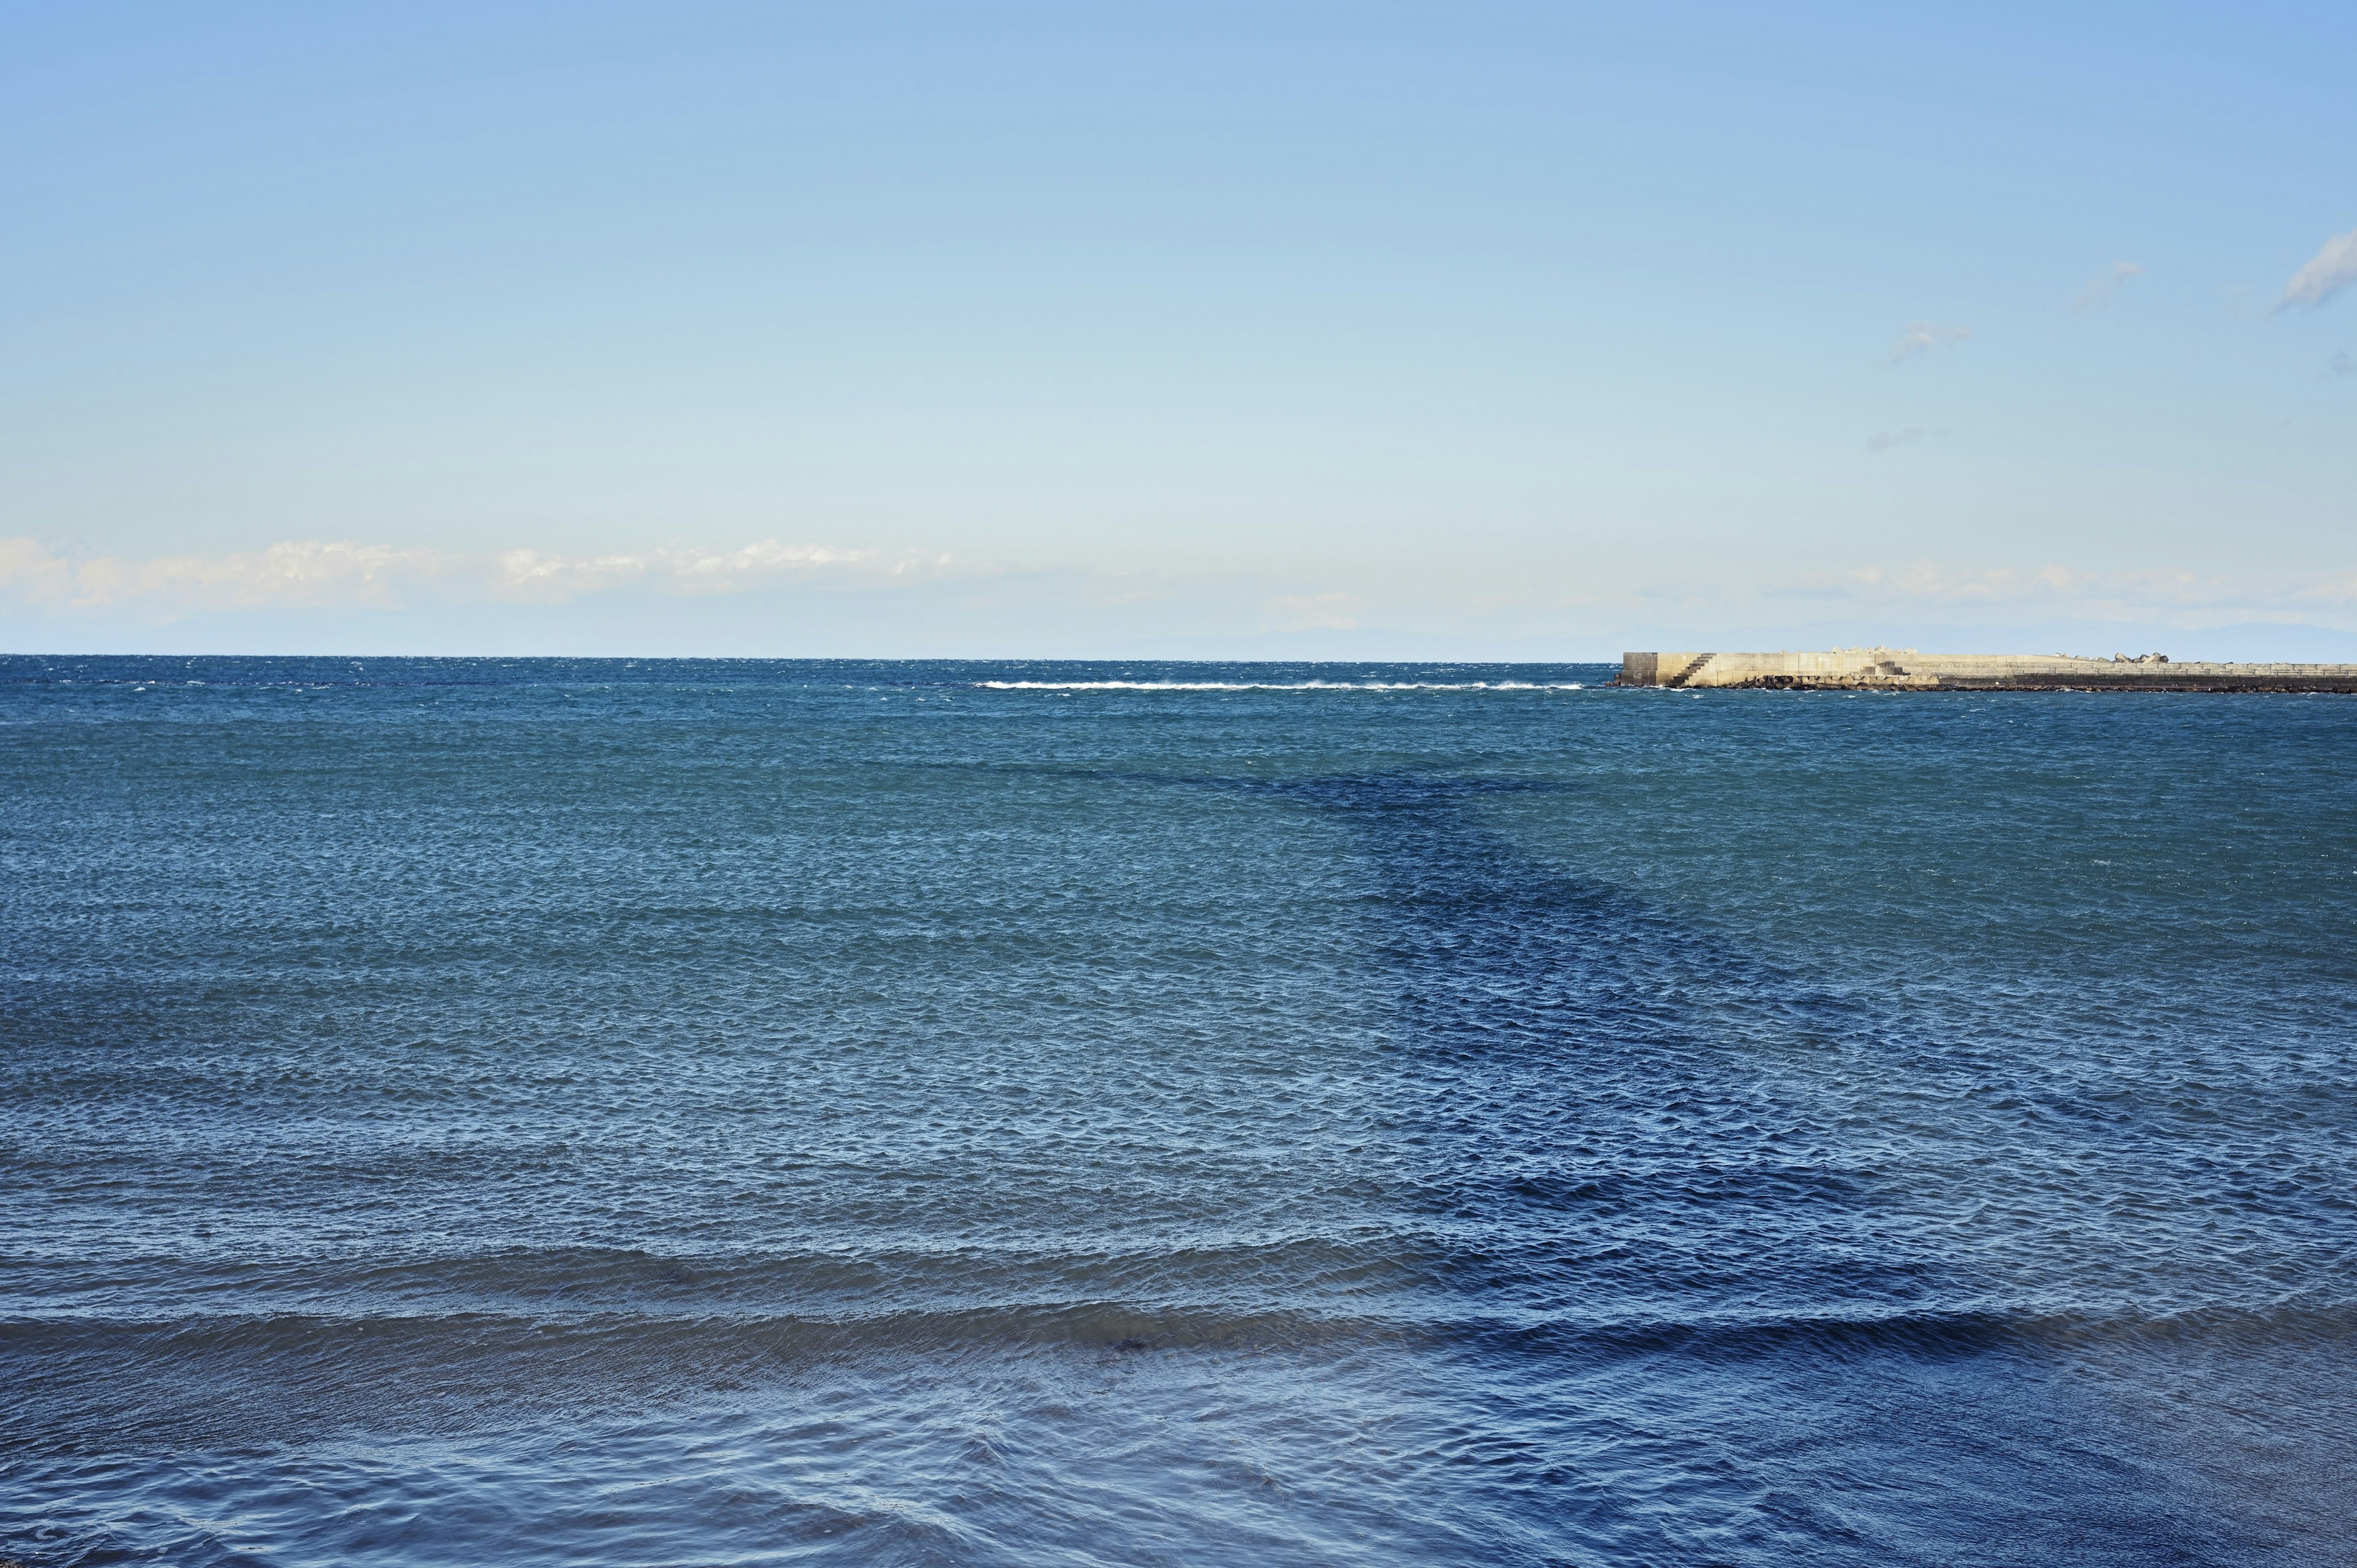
left=1619, top=649, right=2357, bottom=692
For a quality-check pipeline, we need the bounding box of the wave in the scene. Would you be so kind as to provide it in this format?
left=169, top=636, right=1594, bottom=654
left=0, top=1238, right=1409, bottom=1321
left=1451, top=1295, right=2357, bottom=1362
left=10, top=1294, right=2348, bottom=1369
left=972, top=681, right=1585, bottom=692
left=12, top=1293, right=2351, bottom=1451
left=0, top=1303, right=1395, bottom=1447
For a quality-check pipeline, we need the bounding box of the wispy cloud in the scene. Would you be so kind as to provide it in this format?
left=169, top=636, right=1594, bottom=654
left=1887, top=323, right=1972, bottom=364
left=0, top=538, right=436, bottom=612
left=2332, top=350, right=2356, bottom=378
left=2276, top=226, right=2357, bottom=312
left=1866, top=425, right=1951, bottom=453
left=2073, top=261, right=2143, bottom=312
left=0, top=537, right=969, bottom=615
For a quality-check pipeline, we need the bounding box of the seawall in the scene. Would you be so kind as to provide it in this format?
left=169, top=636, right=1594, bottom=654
left=1619, top=649, right=2357, bottom=692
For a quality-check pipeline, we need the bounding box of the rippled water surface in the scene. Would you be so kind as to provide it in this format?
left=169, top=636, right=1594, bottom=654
left=4, top=655, right=2355, bottom=1566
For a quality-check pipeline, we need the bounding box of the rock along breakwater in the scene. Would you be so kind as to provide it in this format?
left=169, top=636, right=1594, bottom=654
left=1619, top=649, right=2357, bottom=692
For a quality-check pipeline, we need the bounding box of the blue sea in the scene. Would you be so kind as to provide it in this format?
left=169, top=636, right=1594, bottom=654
left=4, top=655, right=2355, bottom=1567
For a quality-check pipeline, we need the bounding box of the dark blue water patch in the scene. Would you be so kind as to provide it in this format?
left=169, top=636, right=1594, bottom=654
left=1227, top=772, right=2266, bottom=1562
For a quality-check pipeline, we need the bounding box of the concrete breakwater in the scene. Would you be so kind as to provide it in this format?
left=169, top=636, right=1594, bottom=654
left=1620, top=649, right=2357, bottom=692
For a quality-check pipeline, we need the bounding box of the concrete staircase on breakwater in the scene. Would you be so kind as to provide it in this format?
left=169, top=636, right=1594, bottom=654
left=1662, top=653, right=1714, bottom=688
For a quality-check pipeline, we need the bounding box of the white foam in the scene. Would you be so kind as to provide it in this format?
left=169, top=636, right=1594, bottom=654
left=972, top=680, right=1587, bottom=692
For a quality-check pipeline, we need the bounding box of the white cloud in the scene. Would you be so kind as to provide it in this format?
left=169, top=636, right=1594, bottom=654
left=1887, top=323, right=1972, bottom=364
left=2073, top=261, right=2143, bottom=312
left=2276, top=226, right=2357, bottom=311
left=0, top=539, right=440, bottom=612
left=0, top=537, right=966, bottom=615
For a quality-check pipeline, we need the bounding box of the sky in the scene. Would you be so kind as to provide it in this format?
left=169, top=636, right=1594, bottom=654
left=4, top=1, right=2354, bottom=660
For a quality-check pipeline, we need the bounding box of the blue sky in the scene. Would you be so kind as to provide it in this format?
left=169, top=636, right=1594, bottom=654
left=4, top=1, right=2353, bottom=658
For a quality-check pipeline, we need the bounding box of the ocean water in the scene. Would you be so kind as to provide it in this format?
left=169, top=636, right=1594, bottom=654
left=4, top=655, right=2355, bottom=1567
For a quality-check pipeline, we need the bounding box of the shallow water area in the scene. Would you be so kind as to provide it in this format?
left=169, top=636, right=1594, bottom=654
left=4, top=656, right=2355, bottom=1566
